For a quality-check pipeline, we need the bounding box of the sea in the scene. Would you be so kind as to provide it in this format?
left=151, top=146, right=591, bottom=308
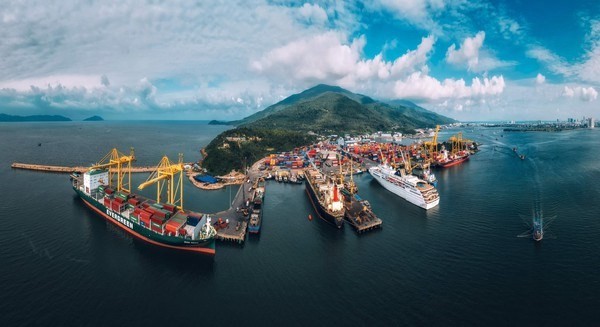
left=1, top=121, right=599, bottom=326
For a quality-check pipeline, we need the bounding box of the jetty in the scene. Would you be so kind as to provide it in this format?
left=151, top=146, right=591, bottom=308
left=342, top=192, right=382, bottom=233
left=11, top=162, right=156, bottom=173
left=211, top=159, right=267, bottom=244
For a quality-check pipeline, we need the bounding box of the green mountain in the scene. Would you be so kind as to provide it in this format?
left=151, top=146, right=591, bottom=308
left=0, top=113, right=71, bottom=122
left=83, top=115, right=104, bottom=121
left=235, top=84, right=455, bottom=134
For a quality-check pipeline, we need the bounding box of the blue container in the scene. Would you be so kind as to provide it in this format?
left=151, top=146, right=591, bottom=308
left=186, top=216, right=200, bottom=226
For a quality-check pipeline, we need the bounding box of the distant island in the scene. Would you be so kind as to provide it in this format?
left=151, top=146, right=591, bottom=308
left=83, top=115, right=104, bottom=121
left=0, top=113, right=71, bottom=122
left=202, top=84, right=455, bottom=175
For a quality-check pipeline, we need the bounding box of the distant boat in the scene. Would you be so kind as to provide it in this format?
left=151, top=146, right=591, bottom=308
left=518, top=206, right=555, bottom=242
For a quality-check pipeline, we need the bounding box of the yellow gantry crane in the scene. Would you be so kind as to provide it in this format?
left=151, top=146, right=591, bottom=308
left=90, top=148, right=135, bottom=193
left=422, top=125, right=440, bottom=162
left=447, top=132, right=473, bottom=155
left=138, top=154, right=185, bottom=211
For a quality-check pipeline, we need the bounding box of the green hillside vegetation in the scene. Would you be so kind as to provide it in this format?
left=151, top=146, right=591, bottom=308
left=202, top=84, right=456, bottom=174
left=202, top=128, right=316, bottom=175
left=241, top=92, right=452, bottom=134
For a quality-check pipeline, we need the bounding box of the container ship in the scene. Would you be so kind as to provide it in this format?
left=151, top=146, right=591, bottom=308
left=437, top=149, right=470, bottom=168
left=304, top=167, right=345, bottom=228
left=368, top=164, right=440, bottom=210
left=71, top=148, right=217, bottom=255
left=248, top=178, right=265, bottom=234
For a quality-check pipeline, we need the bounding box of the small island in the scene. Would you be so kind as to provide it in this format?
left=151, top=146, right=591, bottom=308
left=83, top=115, right=104, bottom=121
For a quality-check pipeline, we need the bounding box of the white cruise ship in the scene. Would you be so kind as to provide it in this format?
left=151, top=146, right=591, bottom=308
left=368, top=164, right=440, bottom=210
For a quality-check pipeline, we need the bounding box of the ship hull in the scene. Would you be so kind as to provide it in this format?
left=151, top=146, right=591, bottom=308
left=74, top=187, right=216, bottom=255
left=440, top=156, right=469, bottom=168
left=304, top=182, right=344, bottom=228
left=248, top=225, right=261, bottom=234
left=369, top=168, right=439, bottom=210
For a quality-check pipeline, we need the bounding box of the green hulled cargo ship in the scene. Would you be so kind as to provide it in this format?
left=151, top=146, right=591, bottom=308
left=71, top=149, right=217, bottom=255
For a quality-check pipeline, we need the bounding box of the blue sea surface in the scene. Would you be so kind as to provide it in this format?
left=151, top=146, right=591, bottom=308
left=1, top=121, right=599, bottom=326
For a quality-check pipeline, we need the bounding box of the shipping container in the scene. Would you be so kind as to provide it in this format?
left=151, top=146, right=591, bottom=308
left=151, top=224, right=162, bottom=233
left=162, top=204, right=176, bottom=213
left=186, top=215, right=200, bottom=226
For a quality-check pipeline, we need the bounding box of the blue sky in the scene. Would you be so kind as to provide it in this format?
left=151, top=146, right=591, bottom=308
left=0, top=0, right=598, bottom=121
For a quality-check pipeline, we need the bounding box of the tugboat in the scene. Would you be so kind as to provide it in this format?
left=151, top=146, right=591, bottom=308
left=518, top=205, right=555, bottom=242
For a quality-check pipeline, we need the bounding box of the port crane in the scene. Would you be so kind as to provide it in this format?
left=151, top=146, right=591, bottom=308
left=138, top=154, right=185, bottom=210
left=90, top=148, right=135, bottom=193
left=448, top=132, right=473, bottom=155
left=422, top=125, right=440, bottom=161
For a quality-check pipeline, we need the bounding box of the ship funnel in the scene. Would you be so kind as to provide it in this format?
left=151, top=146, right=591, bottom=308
left=333, top=184, right=339, bottom=202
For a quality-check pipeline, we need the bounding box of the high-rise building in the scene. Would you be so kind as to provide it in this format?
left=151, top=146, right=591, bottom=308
left=589, top=117, right=595, bottom=129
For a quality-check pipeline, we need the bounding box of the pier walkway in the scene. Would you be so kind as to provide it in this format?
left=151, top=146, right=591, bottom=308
left=211, top=159, right=267, bottom=244
left=11, top=162, right=156, bottom=173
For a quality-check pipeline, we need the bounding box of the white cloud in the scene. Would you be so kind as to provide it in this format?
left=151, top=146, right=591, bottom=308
left=252, top=32, right=436, bottom=88
left=563, top=86, right=598, bottom=101
left=298, top=3, right=328, bottom=25
left=526, top=46, right=574, bottom=77
left=446, top=32, right=485, bottom=70
left=393, top=72, right=505, bottom=100
left=446, top=31, right=513, bottom=72
left=365, top=0, right=449, bottom=32
left=0, top=0, right=362, bottom=118
left=498, top=17, right=521, bottom=38
left=536, top=73, right=546, bottom=85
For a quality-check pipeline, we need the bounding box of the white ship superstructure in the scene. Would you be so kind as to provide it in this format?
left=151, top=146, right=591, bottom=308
left=368, top=164, right=440, bottom=210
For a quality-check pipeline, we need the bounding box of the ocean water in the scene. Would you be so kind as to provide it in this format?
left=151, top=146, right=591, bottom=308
left=1, top=121, right=599, bottom=326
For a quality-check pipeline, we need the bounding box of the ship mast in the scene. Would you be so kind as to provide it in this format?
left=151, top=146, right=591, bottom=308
left=138, top=154, right=184, bottom=210
left=89, top=147, right=135, bottom=193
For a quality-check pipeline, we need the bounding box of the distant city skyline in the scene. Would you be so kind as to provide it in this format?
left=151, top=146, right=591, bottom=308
left=0, top=0, right=598, bottom=121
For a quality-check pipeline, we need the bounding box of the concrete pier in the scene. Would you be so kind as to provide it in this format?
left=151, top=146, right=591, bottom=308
left=11, top=162, right=156, bottom=173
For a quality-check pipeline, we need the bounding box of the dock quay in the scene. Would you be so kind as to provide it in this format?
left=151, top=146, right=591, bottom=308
left=212, top=159, right=267, bottom=244
left=11, top=162, right=156, bottom=173
left=342, top=192, right=382, bottom=233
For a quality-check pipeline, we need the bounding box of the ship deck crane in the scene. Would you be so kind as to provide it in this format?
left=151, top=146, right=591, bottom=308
left=89, top=148, right=135, bottom=193
left=138, top=154, right=185, bottom=210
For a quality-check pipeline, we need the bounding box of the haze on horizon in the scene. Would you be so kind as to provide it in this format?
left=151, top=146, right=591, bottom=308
left=0, top=0, right=598, bottom=121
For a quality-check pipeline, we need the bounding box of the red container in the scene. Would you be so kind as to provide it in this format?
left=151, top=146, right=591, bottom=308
left=105, top=188, right=114, bottom=195
left=151, top=224, right=162, bottom=233
left=104, top=198, right=111, bottom=207
left=152, top=210, right=167, bottom=219
left=140, top=214, right=151, bottom=226
left=128, top=198, right=140, bottom=206
left=165, top=223, right=179, bottom=234
left=178, top=228, right=187, bottom=236
left=162, top=204, right=175, bottom=213
left=114, top=197, right=124, bottom=204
